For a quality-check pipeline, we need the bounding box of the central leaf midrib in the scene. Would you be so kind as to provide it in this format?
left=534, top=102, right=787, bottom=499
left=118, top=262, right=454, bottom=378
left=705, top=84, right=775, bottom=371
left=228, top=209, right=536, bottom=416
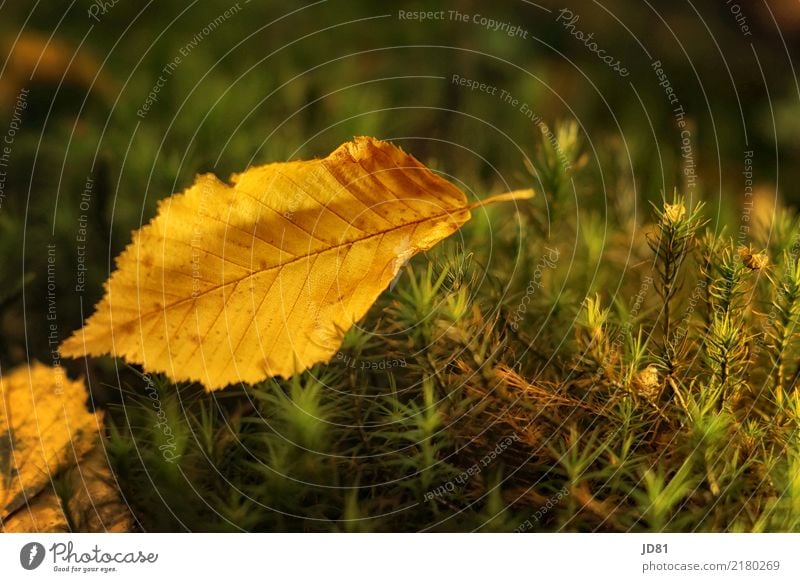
left=127, top=205, right=469, bottom=321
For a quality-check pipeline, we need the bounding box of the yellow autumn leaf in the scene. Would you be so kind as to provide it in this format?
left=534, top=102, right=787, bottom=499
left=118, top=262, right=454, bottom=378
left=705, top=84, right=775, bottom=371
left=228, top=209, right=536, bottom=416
left=0, top=363, right=99, bottom=522
left=2, top=484, right=67, bottom=532
left=61, top=137, right=532, bottom=391
left=0, top=362, right=132, bottom=532
left=2, top=444, right=133, bottom=533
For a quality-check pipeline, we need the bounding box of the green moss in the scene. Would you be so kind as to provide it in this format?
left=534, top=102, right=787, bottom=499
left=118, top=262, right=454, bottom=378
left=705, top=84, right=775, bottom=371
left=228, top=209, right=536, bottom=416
left=71, top=125, right=797, bottom=531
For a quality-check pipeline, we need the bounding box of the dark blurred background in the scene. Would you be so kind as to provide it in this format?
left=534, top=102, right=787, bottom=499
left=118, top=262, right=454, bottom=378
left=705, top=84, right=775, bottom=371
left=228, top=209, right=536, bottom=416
left=1, top=0, right=798, bottom=376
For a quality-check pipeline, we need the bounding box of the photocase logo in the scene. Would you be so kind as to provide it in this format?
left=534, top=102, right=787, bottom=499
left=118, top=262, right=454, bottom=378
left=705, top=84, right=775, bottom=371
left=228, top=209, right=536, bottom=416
left=20, top=542, right=46, bottom=570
